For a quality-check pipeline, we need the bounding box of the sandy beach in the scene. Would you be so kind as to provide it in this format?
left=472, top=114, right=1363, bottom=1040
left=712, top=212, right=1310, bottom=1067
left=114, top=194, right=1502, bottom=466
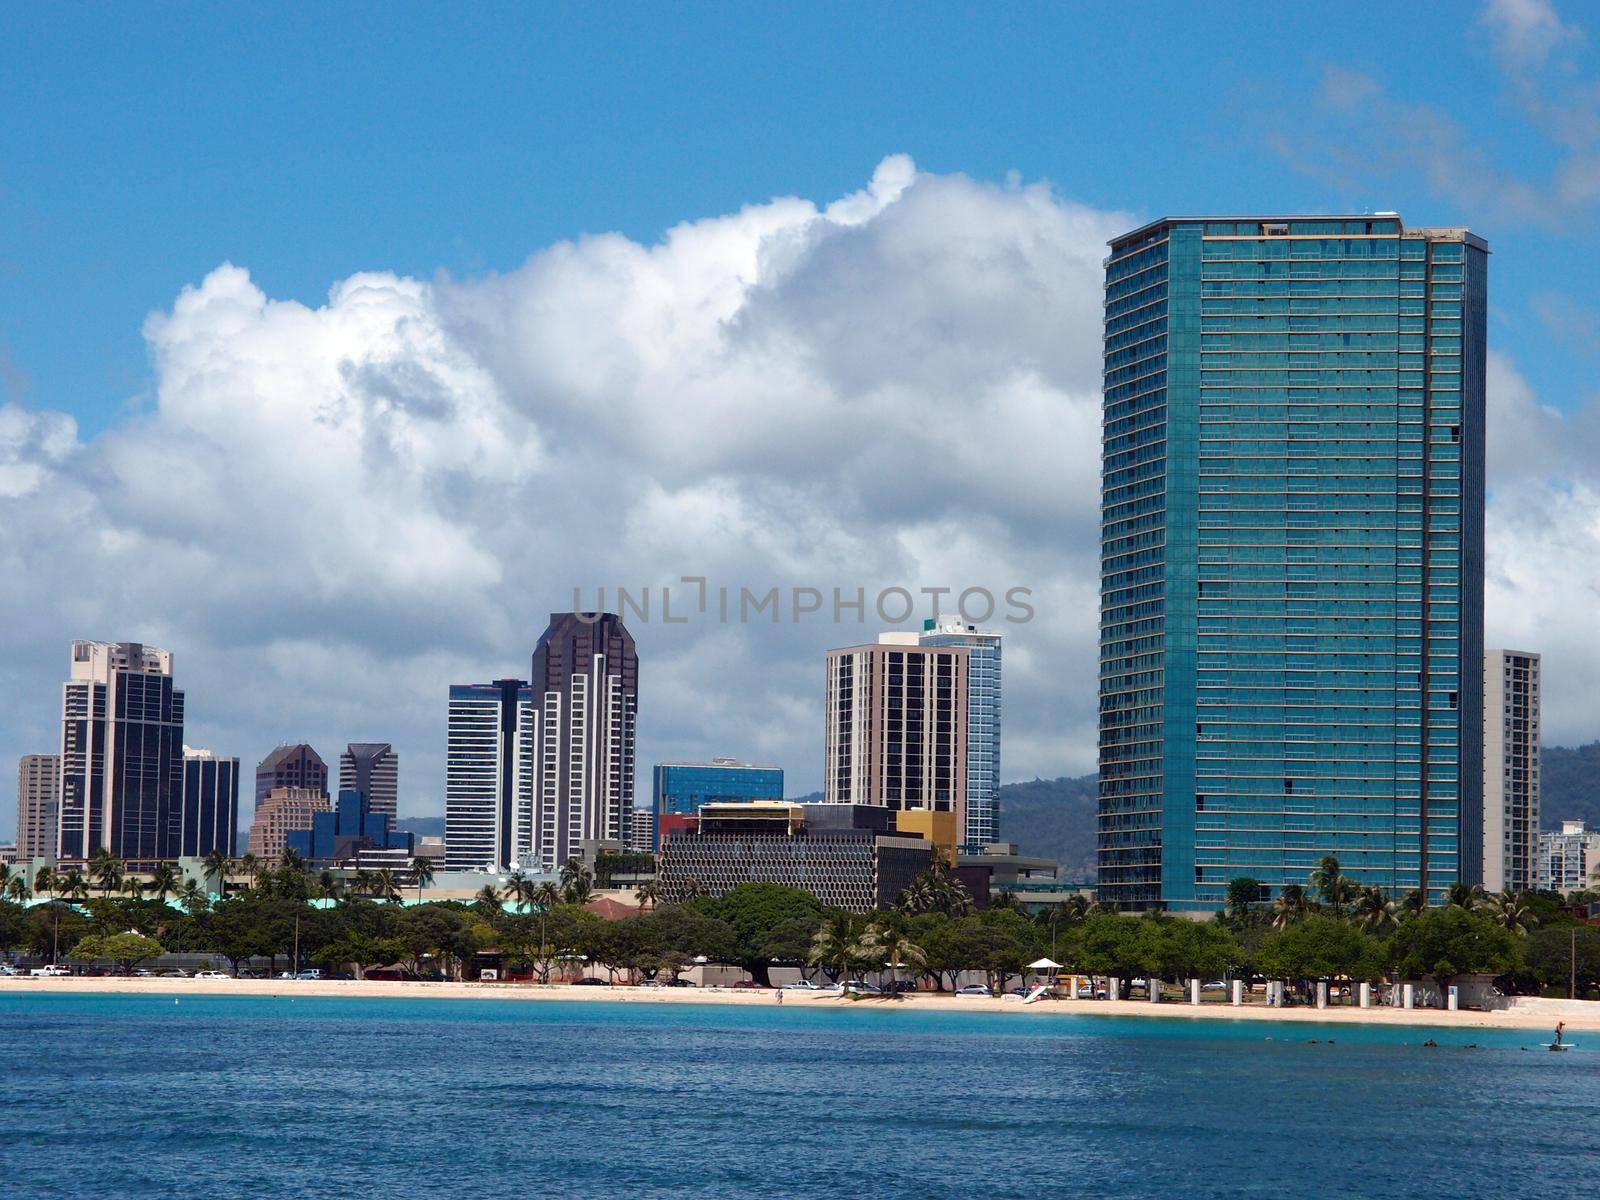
left=7, top=975, right=1596, bottom=1033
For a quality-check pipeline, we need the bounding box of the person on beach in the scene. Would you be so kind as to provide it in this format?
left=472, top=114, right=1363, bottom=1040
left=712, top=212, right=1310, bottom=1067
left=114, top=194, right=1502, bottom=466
left=775, top=989, right=783, bottom=1005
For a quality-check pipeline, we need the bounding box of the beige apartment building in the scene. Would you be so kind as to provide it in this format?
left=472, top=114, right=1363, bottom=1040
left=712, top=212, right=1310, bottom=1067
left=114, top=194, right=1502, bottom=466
left=247, top=786, right=332, bottom=864
left=16, top=753, right=60, bottom=862
left=824, top=634, right=967, bottom=856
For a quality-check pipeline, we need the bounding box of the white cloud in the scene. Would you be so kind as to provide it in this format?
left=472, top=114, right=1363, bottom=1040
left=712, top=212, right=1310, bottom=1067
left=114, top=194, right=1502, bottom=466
left=6, top=157, right=1598, bottom=843
left=0, top=159, right=1127, bottom=833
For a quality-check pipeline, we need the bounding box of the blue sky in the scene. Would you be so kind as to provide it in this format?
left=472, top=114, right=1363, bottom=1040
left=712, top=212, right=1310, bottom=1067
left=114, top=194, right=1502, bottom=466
left=3, top=0, right=1600, bottom=834
left=5, top=1, right=1595, bottom=431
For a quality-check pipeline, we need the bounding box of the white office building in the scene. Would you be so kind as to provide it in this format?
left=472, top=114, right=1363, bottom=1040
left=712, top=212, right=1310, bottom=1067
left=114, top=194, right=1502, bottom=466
left=444, top=680, right=536, bottom=872
left=918, top=617, right=1002, bottom=849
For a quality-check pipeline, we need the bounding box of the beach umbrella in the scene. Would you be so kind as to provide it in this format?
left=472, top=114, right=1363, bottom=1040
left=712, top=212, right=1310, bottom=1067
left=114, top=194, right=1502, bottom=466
left=1027, top=958, right=1063, bottom=971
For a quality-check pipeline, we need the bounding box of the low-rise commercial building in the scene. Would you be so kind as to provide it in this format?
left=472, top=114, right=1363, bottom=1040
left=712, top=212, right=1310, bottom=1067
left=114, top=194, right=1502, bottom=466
left=657, top=801, right=932, bottom=912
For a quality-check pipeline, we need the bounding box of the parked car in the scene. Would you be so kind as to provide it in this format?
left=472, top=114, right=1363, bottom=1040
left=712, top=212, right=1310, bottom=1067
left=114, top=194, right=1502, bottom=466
left=573, top=977, right=611, bottom=986
left=731, top=980, right=765, bottom=990
left=30, top=964, right=71, bottom=977
left=884, top=980, right=918, bottom=994
left=782, top=979, right=823, bottom=991
left=1201, top=980, right=1226, bottom=993
left=845, top=980, right=881, bottom=994
left=295, top=969, right=322, bottom=980
left=0, top=964, right=21, bottom=977
left=193, top=970, right=231, bottom=980
left=956, top=984, right=991, bottom=996
left=1077, top=984, right=1109, bottom=1000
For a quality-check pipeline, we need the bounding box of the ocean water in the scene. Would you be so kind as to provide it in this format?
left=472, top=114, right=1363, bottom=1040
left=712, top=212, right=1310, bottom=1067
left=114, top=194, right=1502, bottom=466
left=0, top=994, right=1594, bottom=1199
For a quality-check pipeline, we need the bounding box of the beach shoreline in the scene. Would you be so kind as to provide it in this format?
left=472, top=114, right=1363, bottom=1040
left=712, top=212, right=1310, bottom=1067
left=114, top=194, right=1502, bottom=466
left=5, top=975, right=1595, bottom=1032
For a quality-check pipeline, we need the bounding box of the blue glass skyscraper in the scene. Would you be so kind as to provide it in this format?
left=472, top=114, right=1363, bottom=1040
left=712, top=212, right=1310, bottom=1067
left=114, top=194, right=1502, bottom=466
left=1099, top=215, right=1486, bottom=911
left=919, top=618, right=1002, bottom=850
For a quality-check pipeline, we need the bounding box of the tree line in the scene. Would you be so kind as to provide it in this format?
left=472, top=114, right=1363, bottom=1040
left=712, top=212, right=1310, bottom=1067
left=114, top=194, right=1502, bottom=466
left=0, top=852, right=1596, bottom=998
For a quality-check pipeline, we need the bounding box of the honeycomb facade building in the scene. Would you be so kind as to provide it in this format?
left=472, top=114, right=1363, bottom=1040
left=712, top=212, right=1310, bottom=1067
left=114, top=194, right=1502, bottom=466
left=656, top=802, right=933, bottom=913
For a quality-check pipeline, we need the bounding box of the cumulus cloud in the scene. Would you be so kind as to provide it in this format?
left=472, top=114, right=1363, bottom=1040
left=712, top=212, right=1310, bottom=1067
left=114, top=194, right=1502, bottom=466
left=5, top=155, right=1598, bottom=839
left=0, top=158, right=1127, bottom=828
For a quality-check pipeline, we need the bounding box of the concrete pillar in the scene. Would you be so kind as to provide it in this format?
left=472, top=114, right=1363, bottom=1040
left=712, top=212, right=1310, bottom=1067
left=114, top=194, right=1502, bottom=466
left=1108, top=976, right=1120, bottom=1001
left=1402, top=983, right=1415, bottom=1010
left=1316, top=981, right=1328, bottom=1009
left=1359, top=981, right=1371, bottom=1008
left=1232, top=979, right=1244, bottom=1006
left=1189, top=978, right=1201, bottom=1005
left=1148, top=978, right=1161, bottom=1003
left=1447, top=985, right=1459, bottom=1012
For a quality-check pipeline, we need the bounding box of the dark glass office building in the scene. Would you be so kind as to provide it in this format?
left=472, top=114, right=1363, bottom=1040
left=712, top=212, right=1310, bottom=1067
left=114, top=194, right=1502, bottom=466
left=57, top=641, right=185, bottom=863
left=1099, top=215, right=1486, bottom=911
left=180, top=750, right=239, bottom=859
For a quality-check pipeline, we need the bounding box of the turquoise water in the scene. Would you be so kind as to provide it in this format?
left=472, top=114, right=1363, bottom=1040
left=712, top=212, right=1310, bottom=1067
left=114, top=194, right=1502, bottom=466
left=1, top=994, right=1595, bottom=1198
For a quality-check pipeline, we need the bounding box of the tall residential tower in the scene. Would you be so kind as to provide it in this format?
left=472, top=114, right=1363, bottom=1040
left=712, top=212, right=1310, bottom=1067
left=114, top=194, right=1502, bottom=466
left=1483, top=649, right=1539, bottom=894
left=529, top=613, right=638, bottom=871
left=56, top=640, right=185, bottom=863
left=444, top=679, right=536, bottom=872
left=1099, top=216, right=1486, bottom=910
left=825, top=633, right=968, bottom=856
left=918, top=617, right=1002, bottom=849
left=16, top=754, right=59, bottom=862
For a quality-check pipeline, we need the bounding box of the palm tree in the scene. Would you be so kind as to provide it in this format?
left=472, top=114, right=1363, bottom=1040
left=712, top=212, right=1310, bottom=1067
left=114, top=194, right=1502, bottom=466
left=1482, top=892, right=1538, bottom=935
left=34, top=865, right=56, bottom=900
left=1271, top=884, right=1310, bottom=930
left=90, top=848, right=123, bottom=897
left=559, top=858, right=594, bottom=905
left=1446, top=881, right=1486, bottom=910
left=503, top=871, right=537, bottom=913
left=633, top=880, right=663, bottom=912
left=808, top=912, right=859, bottom=986
left=1352, top=885, right=1398, bottom=934
left=178, top=878, right=207, bottom=917
left=118, top=875, right=144, bottom=900
left=475, top=883, right=504, bottom=915
left=532, top=881, right=562, bottom=979
left=375, top=869, right=402, bottom=903
left=238, top=853, right=259, bottom=891
left=146, top=863, right=181, bottom=903
left=411, top=855, right=436, bottom=901
left=1310, top=855, right=1351, bottom=916
left=202, top=849, right=230, bottom=896
left=6, top=876, right=31, bottom=903
left=853, top=913, right=927, bottom=997
left=681, top=876, right=705, bottom=902
left=317, top=870, right=341, bottom=903
left=989, top=889, right=1021, bottom=913
left=353, top=869, right=377, bottom=898
left=0, top=864, right=10, bottom=896
left=1399, top=888, right=1427, bottom=917
left=59, top=868, right=90, bottom=903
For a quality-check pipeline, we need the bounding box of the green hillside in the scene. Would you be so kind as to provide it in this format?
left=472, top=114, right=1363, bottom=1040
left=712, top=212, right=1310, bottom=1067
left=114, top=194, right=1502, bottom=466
left=1541, top=743, right=1600, bottom=829
left=995, top=775, right=1097, bottom=880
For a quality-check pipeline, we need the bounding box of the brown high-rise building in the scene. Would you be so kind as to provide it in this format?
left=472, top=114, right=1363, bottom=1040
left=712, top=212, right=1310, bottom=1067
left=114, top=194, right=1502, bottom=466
left=530, top=612, right=637, bottom=871
left=17, top=754, right=60, bottom=862
left=255, top=744, right=329, bottom=805
left=247, top=786, right=332, bottom=865
left=824, top=634, right=968, bottom=854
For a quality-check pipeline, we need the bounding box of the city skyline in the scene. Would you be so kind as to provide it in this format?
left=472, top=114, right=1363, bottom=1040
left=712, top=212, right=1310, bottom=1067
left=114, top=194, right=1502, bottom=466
left=7, top=3, right=1600, bottom=839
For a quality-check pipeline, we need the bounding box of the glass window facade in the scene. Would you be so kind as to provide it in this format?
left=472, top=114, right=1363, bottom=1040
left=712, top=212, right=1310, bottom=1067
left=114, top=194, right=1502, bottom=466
left=1099, top=217, right=1486, bottom=911
left=651, top=760, right=785, bottom=851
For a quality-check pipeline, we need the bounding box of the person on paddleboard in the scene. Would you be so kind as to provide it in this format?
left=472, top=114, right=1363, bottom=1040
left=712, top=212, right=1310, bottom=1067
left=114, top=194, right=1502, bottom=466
left=1555, top=1021, right=1566, bottom=1048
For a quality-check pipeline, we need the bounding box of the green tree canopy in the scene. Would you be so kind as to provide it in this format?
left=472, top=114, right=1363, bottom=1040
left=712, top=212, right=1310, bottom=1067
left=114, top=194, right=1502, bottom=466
left=1255, top=914, right=1386, bottom=982
left=70, top=931, right=166, bottom=974
left=1386, top=906, right=1518, bottom=994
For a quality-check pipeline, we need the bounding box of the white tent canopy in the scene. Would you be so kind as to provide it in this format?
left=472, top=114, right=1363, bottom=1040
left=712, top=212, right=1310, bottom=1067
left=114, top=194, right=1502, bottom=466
left=1027, top=957, right=1063, bottom=971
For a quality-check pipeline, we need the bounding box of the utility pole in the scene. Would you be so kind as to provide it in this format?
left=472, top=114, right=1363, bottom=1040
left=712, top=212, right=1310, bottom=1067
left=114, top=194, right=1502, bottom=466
left=293, top=912, right=301, bottom=976
left=1571, top=926, right=1578, bottom=1001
